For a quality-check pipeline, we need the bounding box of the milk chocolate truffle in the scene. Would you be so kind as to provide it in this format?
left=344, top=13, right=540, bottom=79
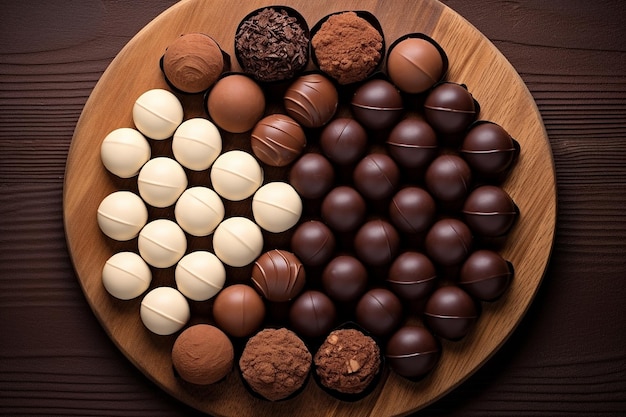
left=321, top=255, right=368, bottom=303
left=252, top=182, right=302, bottom=233
left=172, top=324, right=234, bottom=385
left=284, top=73, right=338, bottom=128
left=162, top=33, right=224, bottom=93
left=351, top=79, right=404, bottom=131
left=387, top=252, right=437, bottom=301
left=206, top=74, right=265, bottom=133
left=424, top=82, right=477, bottom=135
left=213, top=217, right=263, bottom=267
left=425, top=154, right=472, bottom=204
left=251, top=114, right=306, bottom=167
left=321, top=186, right=366, bottom=232
left=288, top=153, right=335, bottom=199
left=210, top=150, right=263, bottom=201
left=137, top=157, right=187, bottom=208
left=319, top=118, right=368, bottom=165
left=389, top=187, right=436, bottom=234
left=425, top=218, right=473, bottom=266
left=133, top=89, right=183, bottom=140
left=386, top=118, right=438, bottom=169
left=251, top=249, right=306, bottom=302
left=100, top=127, right=151, bottom=178
left=460, top=121, right=517, bottom=176
left=356, top=288, right=403, bottom=337
left=240, top=328, right=311, bottom=401
left=291, top=220, right=336, bottom=267
left=140, top=287, right=190, bottom=335
left=423, top=285, right=478, bottom=340
left=289, top=290, right=337, bottom=339
left=460, top=249, right=514, bottom=301
left=353, top=153, right=400, bottom=200
left=172, top=118, right=222, bottom=171
left=97, top=191, right=148, bottom=241
left=175, top=251, right=225, bottom=301
left=138, top=219, right=187, bottom=268
left=386, top=326, right=440, bottom=379
left=212, top=284, right=265, bottom=338
left=354, top=219, right=400, bottom=266
left=102, top=252, right=151, bottom=300
left=387, top=37, right=445, bottom=94
left=463, top=185, right=518, bottom=237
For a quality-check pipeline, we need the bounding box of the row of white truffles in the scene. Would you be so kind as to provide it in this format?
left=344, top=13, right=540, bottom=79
left=97, top=88, right=303, bottom=335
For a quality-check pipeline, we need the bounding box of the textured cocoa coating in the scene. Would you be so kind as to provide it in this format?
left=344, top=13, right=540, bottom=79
left=386, top=117, right=438, bottom=169
left=290, top=220, right=336, bottom=267
left=387, top=251, right=437, bottom=300
left=353, top=153, right=400, bottom=200
left=425, top=218, right=473, bottom=266
left=251, top=249, right=306, bottom=302
left=289, top=290, right=337, bottom=339
left=321, top=186, right=366, bottom=232
left=463, top=185, right=518, bottom=237
left=460, top=121, right=516, bottom=176
left=321, top=255, right=368, bottom=303
left=288, top=153, right=335, bottom=199
left=389, top=187, right=437, bottom=234
left=460, top=249, right=514, bottom=301
left=386, top=325, right=440, bottom=379
left=355, top=288, right=403, bottom=337
left=320, top=118, right=368, bottom=165
left=387, top=37, right=444, bottom=94
left=206, top=74, right=265, bottom=133
left=284, top=73, right=338, bottom=128
left=351, top=79, right=404, bottom=130
left=251, top=114, right=306, bottom=167
left=171, top=324, right=234, bottom=385
left=424, top=82, right=477, bottom=134
left=425, top=154, right=472, bottom=204
left=354, top=219, right=400, bottom=266
left=212, top=284, right=265, bottom=338
left=423, top=285, right=478, bottom=340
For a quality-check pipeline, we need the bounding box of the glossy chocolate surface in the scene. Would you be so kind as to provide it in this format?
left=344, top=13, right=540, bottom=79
left=386, top=326, right=440, bottom=379
left=424, top=82, right=477, bottom=135
left=425, top=218, right=473, bottom=266
left=290, top=220, right=336, bottom=266
left=425, top=154, right=472, bottom=204
left=250, top=114, right=306, bottom=167
left=212, top=284, right=266, bottom=338
left=356, top=288, right=403, bottom=337
left=321, top=186, right=366, bottom=232
left=284, top=73, right=338, bottom=128
left=423, top=285, right=478, bottom=340
left=389, top=186, right=436, bottom=234
left=353, top=153, right=400, bottom=200
left=320, top=118, right=368, bottom=165
left=354, top=219, right=400, bottom=266
left=288, top=153, right=334, bottom=199
left=387, top=252, right=437, bottom=300
left=251, top=249, right=306, bottom=302
left=463, top=185, right=518, bottom=237
left=460, top=249, right=514, bottom=301
left=386, top=37, right=444, bottom=94
left=289, top=290, right=337, bottom=339
left=321, top=255, right=368, bottom=303
left=351, top=79, right=403, bottom=130
left=386, top=117, right=438, bottom=169
left=460, top=121, right=517, bottom=176
left=206, top=74, right=265, bottom=133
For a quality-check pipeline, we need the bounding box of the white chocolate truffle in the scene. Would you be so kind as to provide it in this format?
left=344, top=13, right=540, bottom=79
left=132, top=89, right=184, bottom=140
left=175, top=251, right=225, bottom=301
left=97, top=191, right=148, bottom=241
left=100, top=128, right=151, bottom=178
left=138, top=219, right=187, bottom=268
left=137, top=157, right=188, bottom=208
left=252, top=182, right=302, bottom=233
left=174, top=186, right=224, bottom=236
left=210, top=150, right=263, bottom=201
left=102, top=252, right=152, bottom=300
left=213, top=217, right=263, bottom=267
left=140, top=287, right=190, bottom=335
left=172, top=118, right=222, bottom=171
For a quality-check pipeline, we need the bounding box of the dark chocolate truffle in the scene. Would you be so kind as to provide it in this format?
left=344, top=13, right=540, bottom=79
left=206, top=74, right=265, bottom=133
left=284, top=73, right=338, bottom=128
left=386, top=326, right=440, bottom=379
left=251, top=114, right=306, bottom=167
left=321, top=255, right=368, bottom=303
left=387, top=252, right=437, bottom=300
left=425, top=218, right=473, bottom=266
left=356, top=288, right=403, bottom=337
left=251, top=249, right=306, bottom=302
left=386, top=37, right=444, bottom=94
left=290, top=220, right=336, bottom=266
left=351, top=79, right=404, bottom=130
left=423, top=285, right=478, bottom=340
left=353, top=153, right=401, bottom=200
left=460, top=121, right=517, bottom=176
left=424, top=82, right=477, bottom=135
left=459, top=249, right=514, bottom=301
left=462, top=185, right=518, bottom=237
left=386, top=117, right=438, bottom=169
left=354, top=219, right=400, bottom=266
left=289, top=290, right=337, bottom=339
left=212, top=284, right=265, bottom=338
left=321, top=186, right=366, bottom=232
left=425, top=154, right=472, bottom=204
left=289, top=153, right=335, bottom=199
left=389, top=186, right=436, bottom=234
left=320, top=118, right=368, bottom=165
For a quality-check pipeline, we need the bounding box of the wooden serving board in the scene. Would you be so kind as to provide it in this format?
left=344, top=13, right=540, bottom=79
left=63, top=0, right=557, bottom=416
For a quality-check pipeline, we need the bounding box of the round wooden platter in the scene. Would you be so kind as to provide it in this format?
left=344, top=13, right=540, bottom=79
left=63, top=0, right=557, bottom=416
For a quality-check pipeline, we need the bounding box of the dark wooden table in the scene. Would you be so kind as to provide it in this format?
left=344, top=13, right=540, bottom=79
left=1, top=1, right=624, bottom=416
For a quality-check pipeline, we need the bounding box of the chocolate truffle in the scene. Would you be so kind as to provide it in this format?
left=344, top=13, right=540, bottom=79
left=284, top=73, right=338, bottom=128
left=424, top=82, right=477, bottom=135
left=460, top=121, right=517, bottom=176
left=175, top=251, right=225, bottom=301
left=425, top=154, right=472, bottom=205
left=289, top=290, right=337, bottom=339
left=354, top=219, right=400, bottom=266
left=251, top=114, right=306, bottom=167
left=351, top=79, right=404, bottom=130
left=240, top=328, right=311, bottom=401
left=356, top=288, right=403, bottom=337
left=387, top=37, right=444, bottom=94
left=462, top=185, right=518, bottom=237
left=386, top=326, right=440, bottom=379
left=172, top=324, right=234, bottom=385
left=314, top=328, right=381, bottom=394
left=100, top=127, right=151, bottom=178
left=140, top=287, right=190, bottom=335
left=353, top=153, right=401, bottom=200
left=252, top=182, right=302, bottom=233
left=212, top=284, right=265, bottom=338
left=162, top=33, right=224, bottom=93
left=425, top=218, right=473, bottom=266
left=172, top=118, right=222, bottom=171
left=386, top=118, right=438, bottom=169
left=460, top=249, right=514, bottom=301
left=321, top=255, right=368, bottom=303
left=387, top=252, right=437, bottom=300
left=206, top=74, right=265, bottom=133
left=97, top=191, right=147, bottom=241
left=389, top=186, right=436, bottom=234
left=212, top=217, right=263, bottom=267
left=251, top=249, right=306, bottom=302
left=321, top=186, right=366, bottom=232
left=288, top=153, right=335, bottom=199
left=210, top=150, right=263, bottom=201
left=319, top=118, right=368, bottom=165
left=175, top=186, right=224, bottom=237
left=138, top=219, right=187, bottom=268
left=290, top=220, right=336, bottom=266
left=133, top=89, right=184, bottom=140
left=102, top=252, right=151, bottom=300
left=423, top=285, right=478, bottom=340
left=137, top=156, right=188, bottom=208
